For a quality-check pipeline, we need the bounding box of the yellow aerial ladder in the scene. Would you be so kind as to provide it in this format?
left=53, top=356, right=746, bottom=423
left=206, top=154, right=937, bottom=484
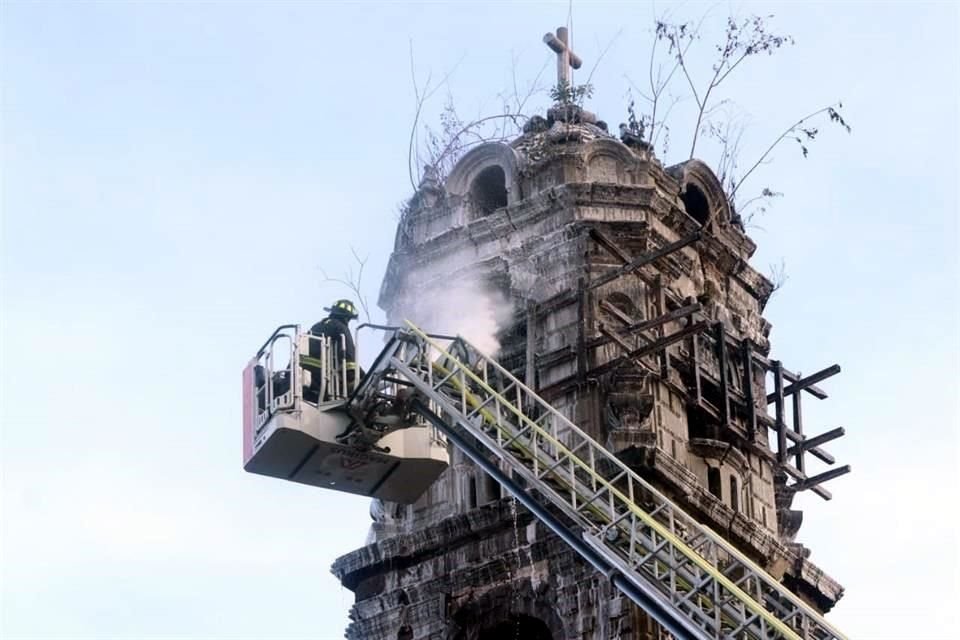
left=243, top=322, right=849, bottom=640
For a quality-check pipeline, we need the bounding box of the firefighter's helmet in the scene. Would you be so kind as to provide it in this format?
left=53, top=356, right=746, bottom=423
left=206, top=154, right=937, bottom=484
left=325, top=299, right=359, bottom=320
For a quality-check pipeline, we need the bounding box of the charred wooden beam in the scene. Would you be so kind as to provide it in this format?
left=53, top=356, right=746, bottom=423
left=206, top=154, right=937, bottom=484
left=749, top=350, right=831, bottom=399
left=536, top=290, right=579, bottom=316
left=526, top=301, right=537, bottom=389
left=779, top=423, right=837, bottom=464
left=773, top=360, right=787, bottom=464
left=588, top=304, right=701, bottom=350
left=591, top=322, right=709, bottom=377
left=742, top=340, right=757, bottom=440
left=535, top=345, right=575, bottom=369
left=599, top=299, right=635, bottom=326
left=790, top=465, right=852, bottom=493
left=690, top=312, right=703, bottom=406
left=624, top=303, right=700, bottom=334
left=587, top=231, right=701, bottom=290
left=792, top=379, right=805, bottom=474
left=715, top=322, right=731, bottom=432
left=577, top=276, right=587, bottom=382
left=599, top=324, right=637, bottom=354
left=656, top=276, right=671, bottom=378
left=589, top=227, right=633, bottom=264
left=588, top=227, right=661, bottom=291
left=786, top=427, right=845, bottom=458
left=780, top=464, right=833, bottom=500
left=766, top=365, right=841, bottom=403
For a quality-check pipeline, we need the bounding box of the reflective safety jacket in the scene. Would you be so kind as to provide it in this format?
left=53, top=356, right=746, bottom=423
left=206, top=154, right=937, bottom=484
left=309, top=316, right=356, bottom=365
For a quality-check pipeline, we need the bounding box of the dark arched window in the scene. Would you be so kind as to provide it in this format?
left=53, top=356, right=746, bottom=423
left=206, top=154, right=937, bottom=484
left=681, top=184, right=710, bottom=226
left=707, top=467, right=722, bottom=499
left=470, top=166, right=508, bottom=216
left=730, top=475, right=739, bottom=512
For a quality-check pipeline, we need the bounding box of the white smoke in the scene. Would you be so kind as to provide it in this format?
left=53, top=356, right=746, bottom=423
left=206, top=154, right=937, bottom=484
left=395, top=275, right=513, bottom=356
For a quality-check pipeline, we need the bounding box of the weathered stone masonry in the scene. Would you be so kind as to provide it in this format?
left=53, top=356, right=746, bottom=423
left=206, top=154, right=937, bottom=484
left=333, top=107, right=846, bottom=639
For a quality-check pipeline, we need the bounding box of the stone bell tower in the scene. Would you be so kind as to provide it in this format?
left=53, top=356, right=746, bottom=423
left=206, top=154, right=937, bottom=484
left=332, top=28, right=849, bottom=640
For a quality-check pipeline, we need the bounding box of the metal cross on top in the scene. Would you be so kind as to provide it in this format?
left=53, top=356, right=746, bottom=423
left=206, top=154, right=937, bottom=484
left=543, top=26, right=582, bottom=86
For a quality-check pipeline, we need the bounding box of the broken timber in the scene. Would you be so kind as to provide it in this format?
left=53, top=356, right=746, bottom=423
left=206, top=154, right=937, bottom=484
left=538, top=225, right=853, bottom=500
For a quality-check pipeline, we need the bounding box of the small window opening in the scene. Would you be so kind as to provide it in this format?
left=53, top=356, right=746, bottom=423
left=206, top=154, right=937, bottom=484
left=470, top=166, right=508, bottom=216
left=730, top=475, right=739, bottom=512
left=468, top=476, right=478, bottom=509
left=762, top=506, right=768, bottom=527
left=681, top=184, right=710, bottom=226
left=707, top=467, right=722, bottom=499
left=484, top=473, right=500, bottom=503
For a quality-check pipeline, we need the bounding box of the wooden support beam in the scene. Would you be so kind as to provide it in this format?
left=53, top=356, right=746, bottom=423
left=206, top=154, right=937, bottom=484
left=742, top=340, right=757, bottom=440
left=589, top=227, right=633, bottom=263
left=587, top=231, right=701, bottom=290
left=792, top=377, right=805, bottom=475
left=786, top=427, right=845, bottom=457
left=536, top=290, right=579, bottom=316
left=715, top=322, right=731, bottom=433
left=790, top=465, right=852, bottom=493
left=535, top=345, right=575, bottom=369
left=656, top=276, right=670, bottom=378
left=588, top=304, right=701, bottom=350
left=624, top=303, right=701, bottom=334
left=780, top=463, right=833, bottom=500
left=773, top=360, right=786, bottom=464
left=577, top=277, right=587, bottom=382
left=599, top=299, right=635, bottom=326
left=690, top=313, right=703, bottom=405
left=782, top=424, right=837, bottom=464
left=591, top=322, right=709, bottom=377
left=525, top=301, right=537, bottom=389
left=588, top=227, right=660, bottom=291
left=599, top=326, right=659, bottom=376
left=766, top=364, right=841, bottom=403
left=599, top=325, right=636, bottom=354
left=749, top=350, right=831, bottom=399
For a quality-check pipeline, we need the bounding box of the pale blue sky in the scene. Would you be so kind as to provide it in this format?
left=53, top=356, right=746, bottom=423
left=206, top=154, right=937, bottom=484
left=1, top=2, right=957, bottom=639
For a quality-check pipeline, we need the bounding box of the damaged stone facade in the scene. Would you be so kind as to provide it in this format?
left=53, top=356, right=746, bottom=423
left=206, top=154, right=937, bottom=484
left=332, top=106, right=843, bottom=639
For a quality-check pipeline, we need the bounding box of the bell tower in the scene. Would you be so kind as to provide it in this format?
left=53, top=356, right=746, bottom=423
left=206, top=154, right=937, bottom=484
left=332, top=29, right=849, bottom=640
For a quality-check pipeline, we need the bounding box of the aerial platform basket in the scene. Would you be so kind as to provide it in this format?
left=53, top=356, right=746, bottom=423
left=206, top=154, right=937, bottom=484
left=241, top=324, right=448, bottom=503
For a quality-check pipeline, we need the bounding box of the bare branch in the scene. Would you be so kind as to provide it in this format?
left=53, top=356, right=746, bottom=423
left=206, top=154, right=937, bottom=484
left=585, top=28, right=624, bottom=87
left=730, top=103, right=847, bottom=201
left=767, top=258, right=789, bottom=297
left=321, top=247, right=372, bottom=323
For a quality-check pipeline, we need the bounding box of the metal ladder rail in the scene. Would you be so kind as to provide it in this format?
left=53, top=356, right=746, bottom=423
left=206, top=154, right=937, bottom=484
left=406, top=357, right=780, bottom=640
left=411, top=398, right=712, bottom=640
left=410, top=323, right=845, bottom=640
left=419, top=360, right=777, bottom=639
left=396, top=323, right=846, bottom=640
left=417, top=334, right=837, bottom=640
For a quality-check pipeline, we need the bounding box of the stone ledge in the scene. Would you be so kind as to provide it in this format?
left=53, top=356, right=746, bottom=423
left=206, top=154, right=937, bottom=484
left=332, top=499, right=531, bottom=591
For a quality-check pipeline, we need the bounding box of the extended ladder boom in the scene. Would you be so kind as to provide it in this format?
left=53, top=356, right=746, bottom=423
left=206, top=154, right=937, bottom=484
left=348, top=323, right=847, bottom=640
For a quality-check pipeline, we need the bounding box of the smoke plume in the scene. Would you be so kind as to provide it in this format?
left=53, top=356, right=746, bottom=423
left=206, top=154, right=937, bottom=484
left=395, top=275, right=513, bottom=356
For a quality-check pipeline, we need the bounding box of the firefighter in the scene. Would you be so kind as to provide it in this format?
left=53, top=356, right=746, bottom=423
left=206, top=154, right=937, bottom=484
left=306, top=299, right=359, bottom=400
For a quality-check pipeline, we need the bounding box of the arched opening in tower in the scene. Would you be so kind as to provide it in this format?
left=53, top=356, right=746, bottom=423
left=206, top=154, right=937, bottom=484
left=681, top=184, right=710, bottom=226
left=470, top=165, right=508, bottom=216
left=478, top=614, right=553, bottom=640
